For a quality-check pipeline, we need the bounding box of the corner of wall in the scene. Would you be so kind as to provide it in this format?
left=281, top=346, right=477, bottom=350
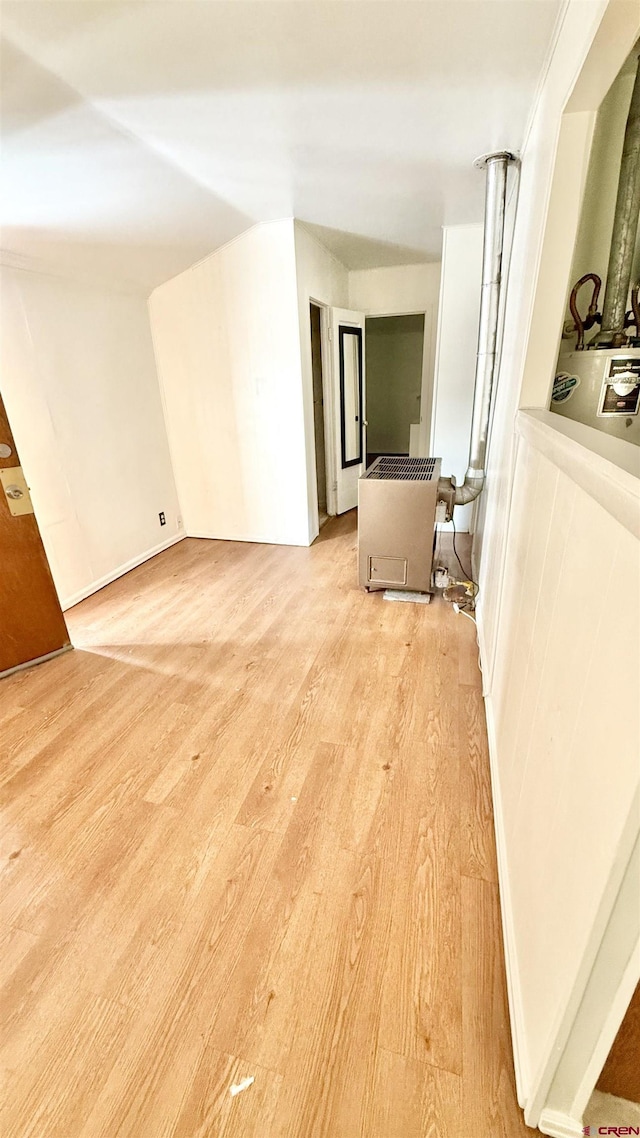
left=62, top=533, right=184, bottom=611
left=1, top=263, right=182, bottom=607
left=149, top=218, right=312, bottom=547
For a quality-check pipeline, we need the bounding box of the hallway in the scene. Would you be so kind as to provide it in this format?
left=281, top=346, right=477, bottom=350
left=0, top=513, right=529, bottom=1136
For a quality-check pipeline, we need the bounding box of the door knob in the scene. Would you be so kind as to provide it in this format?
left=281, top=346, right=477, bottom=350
left=0, top=467, right=34, bottom=516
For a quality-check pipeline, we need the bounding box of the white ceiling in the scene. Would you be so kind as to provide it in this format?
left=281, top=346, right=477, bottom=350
left=1, top=0, right=563, bottom=293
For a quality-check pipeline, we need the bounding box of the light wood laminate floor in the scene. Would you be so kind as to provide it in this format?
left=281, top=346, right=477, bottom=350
left=1, top=513, right=530, bottom=1137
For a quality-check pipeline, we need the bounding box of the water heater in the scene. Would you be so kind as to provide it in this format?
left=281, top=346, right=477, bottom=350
left=551, top=349, right=640, bottom=445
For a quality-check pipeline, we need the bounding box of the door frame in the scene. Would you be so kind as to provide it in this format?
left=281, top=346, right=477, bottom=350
left=363, top=309, right=436, bottom=458
left=310, top=297, right=338, bottom=519
left=328, top=306, right=367, bottom=515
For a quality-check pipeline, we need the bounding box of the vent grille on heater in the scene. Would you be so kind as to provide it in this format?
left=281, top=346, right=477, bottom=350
left=364, top=456, right=438, bottom=481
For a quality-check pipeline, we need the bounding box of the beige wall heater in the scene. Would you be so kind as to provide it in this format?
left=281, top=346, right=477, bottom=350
left=358, top=456, right=442, bottom=592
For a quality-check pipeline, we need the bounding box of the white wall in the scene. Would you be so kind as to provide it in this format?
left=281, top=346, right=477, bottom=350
left=348, top=262, right=441, bottom=314
left=293, top=222, right=349, bottom=539
left=472, top=1, right=640, bottom=1131
left=150, top=219, right=310, bottom=546
left=0, top=261, right=182, bottom=610
left=431, top=225, right=484, bottom=532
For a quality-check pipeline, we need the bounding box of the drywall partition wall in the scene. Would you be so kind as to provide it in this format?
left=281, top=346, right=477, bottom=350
left=469, top=0, right=640, bottom=1131
left=348, top=262, right=441, bottom=314
left=430, top=225, right=484, bottom=532
left=365, top=315, right=425, bottom=454
left=150, top=219, right=310, bottom=545
left=348, top=262, right=441, bottom=458
left=0, top=262, right=182, bottom=609
left=293, top=222, right=349, bottom=540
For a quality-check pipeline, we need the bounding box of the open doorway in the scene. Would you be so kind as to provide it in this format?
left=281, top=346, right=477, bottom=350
left=309, top=302, right=329, bottom=528
left=365, top=314, right=425, bottom=466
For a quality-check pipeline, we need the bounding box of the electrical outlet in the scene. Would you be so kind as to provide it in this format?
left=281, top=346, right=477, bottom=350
left=177, top=515, right=183, bottom=529
left=159, top=511, right=166, bottom=526
left=434, top=566, right=450, bottom=589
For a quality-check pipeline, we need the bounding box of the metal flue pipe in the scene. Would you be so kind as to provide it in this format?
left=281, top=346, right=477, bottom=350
left=593, top=54, right=640, bottom=349
left=454, top=150, right=516, bottom=506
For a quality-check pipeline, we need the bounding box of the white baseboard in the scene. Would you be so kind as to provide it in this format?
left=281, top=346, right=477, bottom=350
left=478, top=660, right=530, bottom=1110
left=186, top=529, right=309, bottom=547
left=61, top=533, right=185, bottom=610
left=538, top=1108, right=584, bottom=1137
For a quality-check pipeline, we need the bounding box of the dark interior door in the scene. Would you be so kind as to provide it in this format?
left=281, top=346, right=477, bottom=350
left=0, top=393, right=70, bottom=676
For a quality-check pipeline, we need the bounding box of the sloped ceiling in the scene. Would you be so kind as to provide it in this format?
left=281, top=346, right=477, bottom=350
left=1, top=0, right=563, bottom=292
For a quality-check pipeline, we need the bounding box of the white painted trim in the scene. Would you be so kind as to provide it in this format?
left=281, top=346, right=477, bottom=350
left=429, top=227, right=448, bottom=459
left=565, top=4, right=640, bottom=113
left=526, top=799, right=640, bottom=1129
left=479, top=679, right=530, bottom=1107
left=186, top=530, right=310, bottom=547
left=519, top=0, right=572, bottom=155
left=62, top=533, right=185, bottom=610
left=536, top=824, right=640, bottom=1126
left=420, top=302, right=439, bottom=458
left=304, top=299, right=322, bottom=545
left=569, top=933, right=640, bottom=1121
left=320, top=302, right=338, bottom=518
left=517, top=410, right=640, bottom=539
left=538, top=1108, right=584, bottom=1138
left=473, top=572, right=490, bottom=700
left=360, top=307, right=431, bottom=319
left=305, top=298, right=338, bottom=525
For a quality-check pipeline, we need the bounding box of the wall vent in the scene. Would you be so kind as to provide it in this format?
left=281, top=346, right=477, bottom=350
left=364, top=456, right=438, bottom=481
